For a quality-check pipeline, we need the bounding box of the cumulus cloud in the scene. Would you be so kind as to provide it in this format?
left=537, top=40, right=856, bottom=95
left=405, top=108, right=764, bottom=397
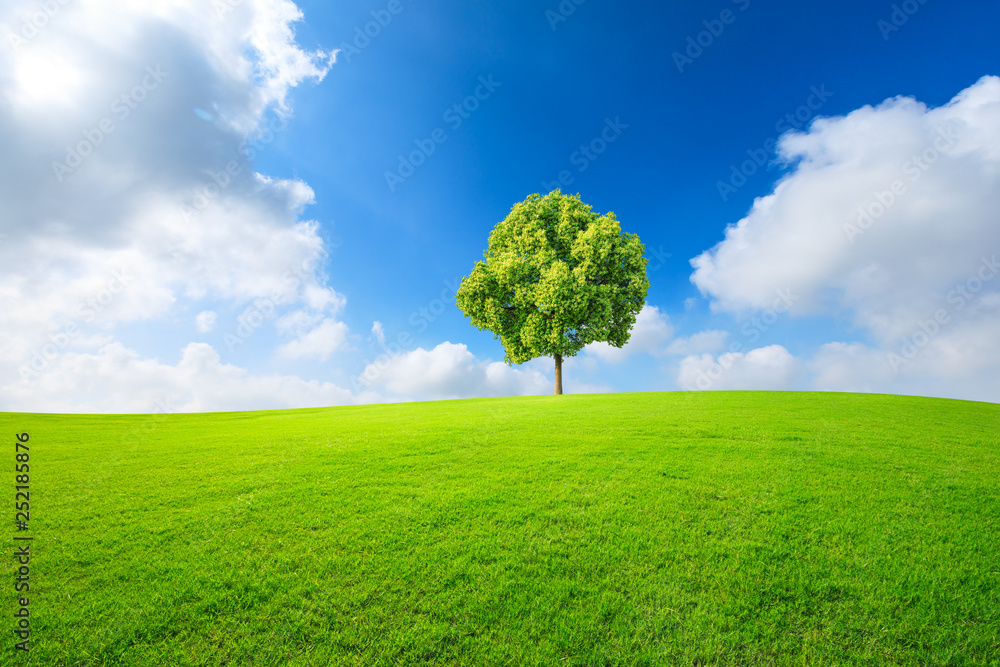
left=689, top=76, right=1000, bottom=400
left=584, top=305, right=674, bottom=363
left=276, top=318, right=349, bottom=361
left=665, top=330, right=729, bottom=356
left=0, top=342, right=370, bottom=414
left=359, top=342, right=551, bottom=401
left=0, top=0, right=349, bottom=410
left=807, top=342, right=894, bottom=394
left=195, top=311, right=217, bottom=333
left=677, top=345, right=805, bottom=391
left=691, top=76, right=1000, bottom=323
left=371, top=321, right=386, bottom=346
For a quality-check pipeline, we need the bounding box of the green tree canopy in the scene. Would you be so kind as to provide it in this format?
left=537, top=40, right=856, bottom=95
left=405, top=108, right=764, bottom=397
left=455, top=190, right=649, bottom=394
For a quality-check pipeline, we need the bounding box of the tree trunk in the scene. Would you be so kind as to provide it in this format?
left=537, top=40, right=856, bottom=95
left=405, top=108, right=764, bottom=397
left=554, top=354, right=563, bottom=395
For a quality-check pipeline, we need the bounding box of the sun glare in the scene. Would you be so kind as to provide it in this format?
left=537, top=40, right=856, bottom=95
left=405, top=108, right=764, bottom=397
left=11, top=48, right=84, bottom=110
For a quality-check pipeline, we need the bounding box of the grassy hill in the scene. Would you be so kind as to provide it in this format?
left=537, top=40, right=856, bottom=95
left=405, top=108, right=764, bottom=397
left=3, top=392, right=998, bottom=666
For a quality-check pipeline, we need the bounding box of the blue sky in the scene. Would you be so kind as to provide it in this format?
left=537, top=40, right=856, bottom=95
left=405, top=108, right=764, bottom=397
left=2, top=0, right=999, bottom=411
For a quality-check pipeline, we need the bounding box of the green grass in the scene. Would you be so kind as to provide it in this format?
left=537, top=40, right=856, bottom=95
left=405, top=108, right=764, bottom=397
left=3, top=391, right=999, bottom=666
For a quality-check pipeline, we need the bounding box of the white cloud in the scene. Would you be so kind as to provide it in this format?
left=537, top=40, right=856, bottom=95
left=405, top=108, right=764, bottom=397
left=584, top=305, right=674, bottom=363
left=275, top=308, right=323, bottom=336
left=360, top=342, right=551, bottom=401
left=195, top=310, right=217, bottom=333
left=688, top=76, right=1000, bottom=401
left=665, top=330, right=729, bottom=356
left=691, top=75, right=1000, bottom=321
left=371, top=321, right=386, bottom=345
left=0, top=342, right=369, bottom=414
left=276, top=318, right=349, bottom=362
left=0, top=0, right=344, bottom=411
left=677, top=345, right=804, bottom=391
left=807, top=342, right=894, bottom=393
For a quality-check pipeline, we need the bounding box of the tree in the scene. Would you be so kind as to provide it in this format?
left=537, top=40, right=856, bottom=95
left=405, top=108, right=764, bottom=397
left=455, top=190, right=649, bottom=395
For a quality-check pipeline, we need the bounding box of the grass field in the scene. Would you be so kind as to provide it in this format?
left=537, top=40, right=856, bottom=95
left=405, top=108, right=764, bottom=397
left=2, top=391, right=999, bottom=666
